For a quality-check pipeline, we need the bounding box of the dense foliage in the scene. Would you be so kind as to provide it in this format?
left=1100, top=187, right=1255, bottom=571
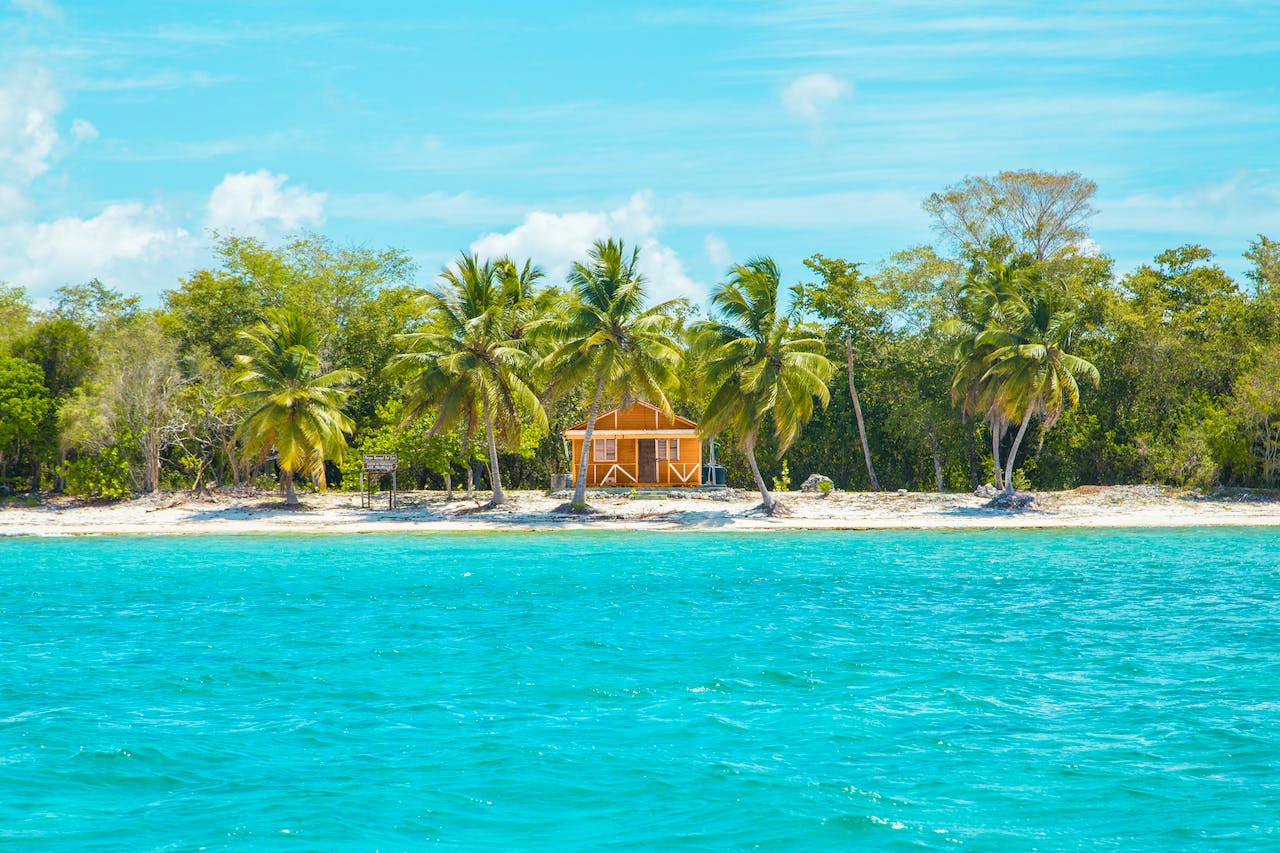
left=2, top=172, right=1277, bottom=500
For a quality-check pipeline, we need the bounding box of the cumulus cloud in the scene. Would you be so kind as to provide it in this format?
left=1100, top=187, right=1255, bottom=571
left=0, top=67, right=63, bottom=183
left=470, top=191, right=705, bottom=303
left=780, top=72, right=853, bottom=125
left=205, top=169, right=326, bottom=236
left=1, top=202, right=194, bottom=296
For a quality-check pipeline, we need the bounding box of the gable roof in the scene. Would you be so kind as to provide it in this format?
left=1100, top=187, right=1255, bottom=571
left=565, top=399, right=697, bottom=433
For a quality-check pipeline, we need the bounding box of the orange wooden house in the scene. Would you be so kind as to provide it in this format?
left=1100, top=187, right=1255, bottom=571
left=564, top=401, right=702, bottom=487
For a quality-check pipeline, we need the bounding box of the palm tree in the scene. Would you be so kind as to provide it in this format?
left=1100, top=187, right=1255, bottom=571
left=945, top=247, right=1027, bottom=490
left=543, top=239, right=685, bottom=510
left=390, top=253, right=546, bottom=507
left=695, top=257, right=833, bottom=514
left=980, top=271, right=1099, bottom=494
left=218, top=310, right=359, bottom=506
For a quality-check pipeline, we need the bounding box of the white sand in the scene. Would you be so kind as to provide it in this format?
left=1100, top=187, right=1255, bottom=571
left=4, top=485, right=1280, bottom=536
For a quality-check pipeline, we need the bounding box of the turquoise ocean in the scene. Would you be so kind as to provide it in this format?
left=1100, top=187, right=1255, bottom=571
left=2, top=529, right=1278, bottom=850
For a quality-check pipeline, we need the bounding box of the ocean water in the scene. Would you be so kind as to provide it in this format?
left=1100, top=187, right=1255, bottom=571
left=2, top=530, right=1278, bottom=851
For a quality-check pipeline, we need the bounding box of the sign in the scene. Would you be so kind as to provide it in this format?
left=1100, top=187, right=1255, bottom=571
left=363, top=453, right=398, bottom=473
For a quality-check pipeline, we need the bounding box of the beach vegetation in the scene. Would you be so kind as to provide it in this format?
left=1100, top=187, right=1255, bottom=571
left=7, top=170, right=1280, bottom=502
left=695, top=257, right=833, bottom=514
left=389, top=253, right=547, bottom=507
left=217, top=310, right=360, bottom=506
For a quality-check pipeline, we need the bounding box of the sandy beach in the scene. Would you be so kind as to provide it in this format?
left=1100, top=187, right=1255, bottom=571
left=4, top=485, right=1280, bottom=536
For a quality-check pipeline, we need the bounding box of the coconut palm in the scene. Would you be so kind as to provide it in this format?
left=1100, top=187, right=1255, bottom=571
left=543, top=239, right=685, bottom=510
left=980, top=271, right=1100, bottom=493
left=945, top=246, right=1028, bottom=490
left=695, top=257, right=833, bottom=514
left=218, top=310, right=359, bottom=506
left=390, top=253, right=546, bottom=507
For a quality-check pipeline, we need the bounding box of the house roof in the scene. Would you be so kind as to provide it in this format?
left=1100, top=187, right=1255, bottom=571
left=565, top=399, right=697, bottom=433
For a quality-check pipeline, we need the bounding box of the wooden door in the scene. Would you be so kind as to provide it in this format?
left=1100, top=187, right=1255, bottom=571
left=637, top=439, right=658, bottom=482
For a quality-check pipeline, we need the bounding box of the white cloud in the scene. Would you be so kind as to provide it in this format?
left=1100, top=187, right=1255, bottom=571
left=70, top=118, right=98, bottom=144
left=704, top=233, right=732, bottom=270
left=780, top=72, right=852, bottom=124
left=1097, top=171, right=1280, bottom=237
left=469, top=191, right=705, bottom=303
left=11, top=0, right=62, bottom=20
left=0, top=67, right=63, bottom=183
left=1, top=202, right=195, bottom=296
left=205, top=169, right=326, bottom=236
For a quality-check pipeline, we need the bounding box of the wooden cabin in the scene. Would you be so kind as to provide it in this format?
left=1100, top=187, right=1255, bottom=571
left=564, top=401, right=702, bottom=487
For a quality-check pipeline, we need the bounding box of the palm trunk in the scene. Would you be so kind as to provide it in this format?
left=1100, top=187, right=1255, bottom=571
left=1002, top=414, right=1033, bottom=495
left=744, top=431, right=776, bottom=514
left=572, top=375, right=607, bottom=509
left=846, top=334, right=880, bottom=491
left=990, top=418, right=1005, bottom=491
left=282, top=468, right=299, bottom=505
left=443, top=472, right=452, bottom=499
left=460, top=431, right=474, bottom=499
left=482, top=395, right=506, bottom=506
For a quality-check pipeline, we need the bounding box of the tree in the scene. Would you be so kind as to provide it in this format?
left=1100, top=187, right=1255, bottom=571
left=965, top=269, right=1100, bottom=494
left=53, top=280, right=140, bottom=327
left=946, top=245, right=1032, bottom=490
left=544, top=239, right=685, bottom=510
left=55, top=315, right=188, bottom=493
left=695, top=257, right=833, bottom=514
left=0, top=356, right=51, bottom=492
left=924, top=170, right=1097, bottom=260
left=795, top=254, right=884, bottom=490
left=219, top=310, right=360, bottom=506
left=390, top=254, right=546, bottom=507
left=0, top=284, right=32, bottom=352
left=1244, top=234, right=1280, bottom=298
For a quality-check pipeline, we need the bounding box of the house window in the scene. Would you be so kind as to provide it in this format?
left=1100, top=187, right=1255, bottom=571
left=656, top=439, right=680, bottom=460
left=593, top=438, right=617, bottom=462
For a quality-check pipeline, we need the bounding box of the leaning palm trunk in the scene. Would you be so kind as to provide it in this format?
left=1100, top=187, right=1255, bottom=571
left=990, top=418, right=1005, bottom=491
left=1002, top=414, right=1033, bottom=495
left=744, top=431, right=776, bottom=514
left=482, top=395, right=506, bottom=506
left=572, top=376, right=607, bottom=508
left=845, top=334, right=880, bottom=491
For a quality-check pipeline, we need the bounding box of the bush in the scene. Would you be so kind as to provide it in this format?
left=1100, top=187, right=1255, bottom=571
left=771, top=460, right=791, bottom=492
left=61, top=447, right=133, bottom=499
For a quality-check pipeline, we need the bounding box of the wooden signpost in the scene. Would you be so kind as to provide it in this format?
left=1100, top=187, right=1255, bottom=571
left=360, top=454, right=399, bottom=509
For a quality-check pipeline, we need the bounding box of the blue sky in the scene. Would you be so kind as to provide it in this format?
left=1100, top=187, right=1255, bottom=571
left=2, top=0, right=1278, bottom=305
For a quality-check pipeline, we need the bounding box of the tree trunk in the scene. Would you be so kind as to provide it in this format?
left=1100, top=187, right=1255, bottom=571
left=482, top=394, right=506, bottom=506
left=572, top=375, right=607, bottom=509
left=29, top=459, right=40, bottom=495
left=1002, top=414, right=1033, bottom=495
left=460, top=431, right=475, bottom=499
left=282, top=468, right=299, bottom=506
left=743, top=432, right=776, bottom=514
left=845, top=334, right=880, bottom=491
left=443, top=472, right=452, bottom=500
left=990, top=418, right=1005, bottom=490
left=929, top=433, right=944, bottom=493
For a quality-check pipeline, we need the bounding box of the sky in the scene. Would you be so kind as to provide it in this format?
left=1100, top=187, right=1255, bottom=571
left=1, top=0, right=1278, bottom=306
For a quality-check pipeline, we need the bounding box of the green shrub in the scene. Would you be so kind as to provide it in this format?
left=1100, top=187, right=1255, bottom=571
left=771, top=460, right=791, bottom=492
left=61, top=447, right=133, bottom=499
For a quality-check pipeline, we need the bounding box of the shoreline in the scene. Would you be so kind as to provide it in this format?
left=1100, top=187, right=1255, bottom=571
left=5, top=485, right=1280, bottom=537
